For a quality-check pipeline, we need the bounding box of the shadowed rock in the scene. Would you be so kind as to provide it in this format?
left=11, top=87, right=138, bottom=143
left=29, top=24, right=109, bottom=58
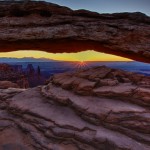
left=0, top=1, right=150, bottom=63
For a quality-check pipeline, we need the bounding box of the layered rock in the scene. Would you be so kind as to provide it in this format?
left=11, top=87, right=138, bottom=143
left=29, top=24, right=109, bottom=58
left=0, top=1, right=150, bottom=63
left=0, top=66, right=150, bottom=150
left=44, top=66, right=150, bottom=105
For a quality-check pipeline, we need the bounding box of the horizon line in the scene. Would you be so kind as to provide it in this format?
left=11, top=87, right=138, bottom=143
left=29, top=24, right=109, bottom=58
left=0, top=57, right=133, bottom=62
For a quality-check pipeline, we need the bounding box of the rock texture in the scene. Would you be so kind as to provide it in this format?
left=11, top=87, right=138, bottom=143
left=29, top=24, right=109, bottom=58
left=0, top=81, right=19, bottom=89
left=0, top=1, right=150, bottom=63
left=0, top=63, right=29, bottom=88
left=0, top=66, right=150, bottom=150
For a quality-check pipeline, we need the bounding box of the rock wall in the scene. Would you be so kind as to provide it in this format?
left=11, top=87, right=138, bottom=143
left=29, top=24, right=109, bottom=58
left=0, top=1, right=150, bottom=63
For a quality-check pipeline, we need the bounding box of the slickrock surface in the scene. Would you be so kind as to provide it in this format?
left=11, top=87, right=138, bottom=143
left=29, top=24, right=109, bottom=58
left=0, top=66, right=150, bottom=150
left=0, top=1, right=150, bottom=63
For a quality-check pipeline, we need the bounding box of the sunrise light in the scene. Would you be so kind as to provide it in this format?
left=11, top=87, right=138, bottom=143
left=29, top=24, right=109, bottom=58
left=0, top=50, right=132, bottom=62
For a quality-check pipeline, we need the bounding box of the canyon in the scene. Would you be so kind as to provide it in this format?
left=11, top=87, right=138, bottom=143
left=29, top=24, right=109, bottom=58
left=0, top=1, right=150, bottom=150
left=0, top=63, right=43, bottom=88
left=0, top=63, right=28, bottom=88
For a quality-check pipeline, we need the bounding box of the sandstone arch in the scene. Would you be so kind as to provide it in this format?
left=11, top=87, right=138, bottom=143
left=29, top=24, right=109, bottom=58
left=0, top=2, right=150, bottom=150
left=0, top=1, right=150, bottom=63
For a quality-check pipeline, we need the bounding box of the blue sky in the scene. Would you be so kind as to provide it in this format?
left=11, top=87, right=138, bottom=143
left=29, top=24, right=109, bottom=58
left=43, top=0, right=150, bottom=16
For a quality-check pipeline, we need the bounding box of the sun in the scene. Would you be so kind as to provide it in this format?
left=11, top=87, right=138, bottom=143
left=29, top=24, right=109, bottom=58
left=74, top=61, right=88, bottom=69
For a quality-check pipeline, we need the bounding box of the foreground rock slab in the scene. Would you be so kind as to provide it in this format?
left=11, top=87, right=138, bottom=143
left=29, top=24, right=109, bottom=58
left=0, top=1, right=150, bottom=63
left=0, top=66, right=150, bottom=150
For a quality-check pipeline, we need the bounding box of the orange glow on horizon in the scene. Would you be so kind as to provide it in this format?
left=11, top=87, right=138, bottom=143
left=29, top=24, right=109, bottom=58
left=0, top=50, right=132, bottom=62
left=74, top=61, right=88, bottom=69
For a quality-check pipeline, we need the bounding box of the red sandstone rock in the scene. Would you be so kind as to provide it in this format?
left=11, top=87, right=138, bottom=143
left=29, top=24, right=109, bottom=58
left=0, top=63, right=29, bottom=89
left=0, top=66, right=150, bottom=150
left=0, top=1, right=150, bottom=63
left=0, top=1, right=150, bottom=149
left=0, top=81, right=19, bottom=89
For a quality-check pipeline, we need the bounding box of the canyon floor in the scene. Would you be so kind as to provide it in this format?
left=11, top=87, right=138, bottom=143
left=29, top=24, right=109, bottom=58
left=0, top=66, right=150, bottom=150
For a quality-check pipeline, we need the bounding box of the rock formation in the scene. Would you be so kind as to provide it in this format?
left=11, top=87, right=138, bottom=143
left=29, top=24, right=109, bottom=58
left=0, top=1, right=150, bottom=63
left=0, top=63, right=29, bottom=88
left=0, top=81, right=19, bottom=89
left=26, top=64, right=35, bottom=76
left=0, top=66, right=150, bottom=150
left=0, top=1, right=150, bottom=150
left=12, top=64, right=23, bottom=73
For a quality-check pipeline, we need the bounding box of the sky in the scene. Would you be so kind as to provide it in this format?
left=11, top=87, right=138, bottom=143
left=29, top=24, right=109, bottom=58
left=1, top=0, right=149, bottom=61
left=0, top=50, right=131, bottom=62
left=45, top=0, right=150, bottom=15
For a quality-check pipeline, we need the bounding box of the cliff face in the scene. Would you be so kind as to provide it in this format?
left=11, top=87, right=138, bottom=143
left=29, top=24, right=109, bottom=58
left=0, top=1, right=150, bottom=63
left=0, top=66, right=150, bottom=150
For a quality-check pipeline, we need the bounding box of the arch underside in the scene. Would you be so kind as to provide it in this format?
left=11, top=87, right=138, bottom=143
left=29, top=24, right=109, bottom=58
left=0, top=1, right=150, bottom=63
left=0, top=39, right=150, bottom=63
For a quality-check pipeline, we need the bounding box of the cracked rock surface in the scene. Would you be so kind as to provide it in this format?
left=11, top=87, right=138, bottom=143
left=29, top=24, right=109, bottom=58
left=0, top=66, right=150, bottom=150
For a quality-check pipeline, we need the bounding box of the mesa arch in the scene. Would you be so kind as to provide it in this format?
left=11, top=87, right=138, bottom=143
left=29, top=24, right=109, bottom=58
left=0, top=1, right=150, bottom=63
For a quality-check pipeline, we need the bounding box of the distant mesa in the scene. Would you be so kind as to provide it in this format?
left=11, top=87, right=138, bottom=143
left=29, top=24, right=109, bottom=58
left=0, top=57, right=57, bottom=62
left=0, top=63, right=29, bottom=88
left=12, top=65, right=23, bottom=72
left=26, top=64, right=35, bottom=75
left=0, top=63, right=43, bottom=88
